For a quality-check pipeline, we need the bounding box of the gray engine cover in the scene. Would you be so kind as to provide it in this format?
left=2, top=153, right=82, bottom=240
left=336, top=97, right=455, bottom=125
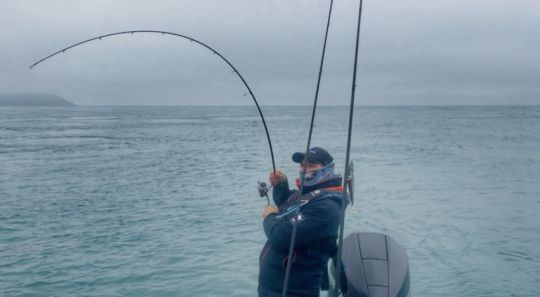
left=340, top=232, right=410, bottom=297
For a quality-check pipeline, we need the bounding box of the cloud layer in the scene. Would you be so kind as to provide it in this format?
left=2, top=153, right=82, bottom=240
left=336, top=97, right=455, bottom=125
left=1, top=0, right=538, bottom=105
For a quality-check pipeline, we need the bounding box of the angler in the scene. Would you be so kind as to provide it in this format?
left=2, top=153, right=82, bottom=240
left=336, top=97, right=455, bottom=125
left=256, top=1, right=410, bottom=297
left=259, top=147, right=343, bottom=297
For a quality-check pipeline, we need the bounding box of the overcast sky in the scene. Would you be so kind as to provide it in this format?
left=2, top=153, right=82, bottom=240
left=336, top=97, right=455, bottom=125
left=1, top=0, right=538, bottom=105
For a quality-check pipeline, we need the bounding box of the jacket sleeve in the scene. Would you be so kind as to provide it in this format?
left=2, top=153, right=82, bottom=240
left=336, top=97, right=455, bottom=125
left=263, top=197, right=341, bottom=253
left=272, top=178, right=292, bottom=207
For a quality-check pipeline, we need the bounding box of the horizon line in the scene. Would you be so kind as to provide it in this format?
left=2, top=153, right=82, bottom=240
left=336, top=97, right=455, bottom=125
left=67, top=103, right=540, bottom=107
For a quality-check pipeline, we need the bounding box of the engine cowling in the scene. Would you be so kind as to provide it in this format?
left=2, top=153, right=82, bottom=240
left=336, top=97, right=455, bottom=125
left=330, top=232, right=410, bottom=297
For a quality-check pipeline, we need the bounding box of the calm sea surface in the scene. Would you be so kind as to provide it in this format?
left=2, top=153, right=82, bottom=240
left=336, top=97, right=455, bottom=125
left=1, top=106, right=539, bottom=297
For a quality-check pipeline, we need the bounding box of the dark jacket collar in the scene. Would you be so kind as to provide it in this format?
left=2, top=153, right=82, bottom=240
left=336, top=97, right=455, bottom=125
left=299, top=176, right=343, bottom=195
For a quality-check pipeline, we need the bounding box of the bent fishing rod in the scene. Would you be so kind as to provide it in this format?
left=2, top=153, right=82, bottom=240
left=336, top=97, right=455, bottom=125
left=29, top=30, right=276, bottom=173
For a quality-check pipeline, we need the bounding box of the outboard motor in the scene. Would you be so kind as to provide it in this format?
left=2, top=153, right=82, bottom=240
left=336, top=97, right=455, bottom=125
left=329, top=232, right=410, bottom=297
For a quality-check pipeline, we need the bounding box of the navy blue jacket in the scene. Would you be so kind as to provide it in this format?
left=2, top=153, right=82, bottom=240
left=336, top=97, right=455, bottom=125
left=259, top=177, right=344, bottom=296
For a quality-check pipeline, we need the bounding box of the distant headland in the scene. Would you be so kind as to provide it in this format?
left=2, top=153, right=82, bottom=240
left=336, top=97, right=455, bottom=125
left=0, top=93, right=75, bottom=106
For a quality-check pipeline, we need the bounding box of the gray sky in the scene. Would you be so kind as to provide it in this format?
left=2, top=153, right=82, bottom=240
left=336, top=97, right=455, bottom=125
left=0, top=0, right=538, bottom=106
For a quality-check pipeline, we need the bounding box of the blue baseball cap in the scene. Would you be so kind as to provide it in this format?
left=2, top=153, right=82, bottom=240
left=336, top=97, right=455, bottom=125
left=292, top=147, right=334, bottom=165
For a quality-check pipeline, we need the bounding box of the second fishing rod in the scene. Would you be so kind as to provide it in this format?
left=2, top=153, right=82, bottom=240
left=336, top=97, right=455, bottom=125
left=280, top=0, right=335, bottom=296
left=279, top=0, right=364, bottom=296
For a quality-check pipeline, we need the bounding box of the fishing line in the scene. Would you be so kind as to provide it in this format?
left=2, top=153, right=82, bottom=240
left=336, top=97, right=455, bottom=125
left=281, top=0, right=335, bottom=296
left=29, top=30, right=277, bottom=173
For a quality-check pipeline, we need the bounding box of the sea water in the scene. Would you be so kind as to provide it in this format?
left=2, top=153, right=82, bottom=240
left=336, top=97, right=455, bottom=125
left=1, top=106, right=539, bottom=297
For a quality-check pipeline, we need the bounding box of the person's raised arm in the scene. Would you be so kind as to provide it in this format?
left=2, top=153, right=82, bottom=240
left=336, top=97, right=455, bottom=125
left=269, top=170, right=291, bottom=207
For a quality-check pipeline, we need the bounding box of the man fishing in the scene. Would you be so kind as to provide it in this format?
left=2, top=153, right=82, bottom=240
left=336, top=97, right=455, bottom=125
left=259, top=147, right=344, bottom=297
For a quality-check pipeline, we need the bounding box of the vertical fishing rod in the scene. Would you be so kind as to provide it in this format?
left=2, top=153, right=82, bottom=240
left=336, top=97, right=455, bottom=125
left=333, top=0, right=364, bottom=295
left=281, top=0, right=335, bottom=296
left=28, top=30, right=276, bottom=173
